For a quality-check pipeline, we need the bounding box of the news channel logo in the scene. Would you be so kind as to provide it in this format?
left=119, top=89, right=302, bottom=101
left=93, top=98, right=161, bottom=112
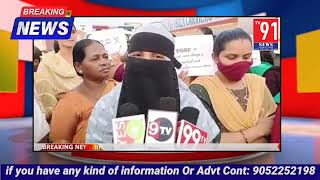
left=113, top=115, right=146, bottom=144
left=147, top=117, right=174, bottom=142
left=11, top=7, right=74, bottom=40
left=253, top=18, right=279, bottom=51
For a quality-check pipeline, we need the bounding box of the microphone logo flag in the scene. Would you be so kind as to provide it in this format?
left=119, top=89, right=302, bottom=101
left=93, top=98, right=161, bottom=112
left=112, top=115, right=145, bottom=144
left=176, top=120, right=208, bottom=144
left=147, top=117, right=174, bottom=142
left=145, top=110, right=178, bottom=144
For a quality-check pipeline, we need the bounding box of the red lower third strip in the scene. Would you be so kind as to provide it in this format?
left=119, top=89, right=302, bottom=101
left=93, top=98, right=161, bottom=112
left=72, top=152, right=253, bottom=162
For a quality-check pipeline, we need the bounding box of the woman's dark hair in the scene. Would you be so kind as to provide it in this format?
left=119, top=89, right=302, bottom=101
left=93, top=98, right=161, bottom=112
left=199, top=27, right=213, bottom=35
left=53, top=25, right=77, bottom=53
left=199, top=27, right=216, bottom=47
left=260, top=51, right=275, bottom=65
left=53, top=40, right=60, bottom=53
left=213, top=28, right=252, bottom=57
left=33, top=46, right=42, bottom=61
left=72, top=39, right=103, bottom=76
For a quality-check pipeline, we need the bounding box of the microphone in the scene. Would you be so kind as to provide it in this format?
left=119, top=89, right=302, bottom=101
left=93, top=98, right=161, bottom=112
left=178, top=107, right=199, bottom=124
left=145, top=97, right=178, bottom=144
left=176, top=107, right=208, bottom=144
left=154, top=97, right=177, bottom=111
left=112, top=103, right=145, bottom=144
left=118, top=102, right=140, bottom=117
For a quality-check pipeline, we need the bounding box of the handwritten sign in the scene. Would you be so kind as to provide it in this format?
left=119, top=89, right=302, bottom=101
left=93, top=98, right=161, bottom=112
left=86, top=28, right=128, bottom=56
left=175, top=35, right=215, bottom=76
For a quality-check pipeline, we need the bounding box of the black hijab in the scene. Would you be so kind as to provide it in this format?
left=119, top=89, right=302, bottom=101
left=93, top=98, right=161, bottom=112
left=116, top=23, right=181, bottom=117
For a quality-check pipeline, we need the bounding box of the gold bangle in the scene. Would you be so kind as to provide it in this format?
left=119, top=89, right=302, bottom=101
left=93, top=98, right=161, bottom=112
left=240, top=130, right=249, bottom=143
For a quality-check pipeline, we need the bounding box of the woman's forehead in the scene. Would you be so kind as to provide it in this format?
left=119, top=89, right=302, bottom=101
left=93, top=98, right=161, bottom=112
left=222, top=39, right=252, bottom=52
left=85, top=43, right=106, bottom=54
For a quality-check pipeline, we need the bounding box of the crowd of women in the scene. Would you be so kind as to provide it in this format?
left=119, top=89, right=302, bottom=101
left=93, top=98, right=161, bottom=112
left=34, top=22, right=280, bottom=145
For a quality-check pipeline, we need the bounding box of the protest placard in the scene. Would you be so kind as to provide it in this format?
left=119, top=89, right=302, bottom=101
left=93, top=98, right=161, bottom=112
left=175, top=35, right=215, bottom=76
left=86, top=28, right=128, bottom=56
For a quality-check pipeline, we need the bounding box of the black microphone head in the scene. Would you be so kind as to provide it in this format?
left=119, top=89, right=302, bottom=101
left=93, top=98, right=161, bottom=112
left=118, top=103, right=139, bottom=117
left=179, top=107, right=200, bottom=125
left=156, top=97, right=177, bottom=111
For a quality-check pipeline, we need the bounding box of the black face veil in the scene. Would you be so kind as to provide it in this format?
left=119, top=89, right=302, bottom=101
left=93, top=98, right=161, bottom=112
left=116, top=25, right=181, bottom=117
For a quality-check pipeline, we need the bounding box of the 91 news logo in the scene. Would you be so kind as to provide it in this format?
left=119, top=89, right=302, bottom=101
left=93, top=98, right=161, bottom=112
left=11, top=7, right=74, bottom=40
left=253, top=18, right=279, bottom=51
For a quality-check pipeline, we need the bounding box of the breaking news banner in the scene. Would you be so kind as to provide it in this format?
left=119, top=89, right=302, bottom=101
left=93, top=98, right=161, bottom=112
left=34, top=143, right=279, bottom=151
left=11, top=6, right=74, bottom=39
left=1, top=165, right=319, bottom=179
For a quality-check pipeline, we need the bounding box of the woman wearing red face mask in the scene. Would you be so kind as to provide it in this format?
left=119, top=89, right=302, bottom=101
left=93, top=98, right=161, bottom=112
left=190, top=28, right=277, bottom=143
